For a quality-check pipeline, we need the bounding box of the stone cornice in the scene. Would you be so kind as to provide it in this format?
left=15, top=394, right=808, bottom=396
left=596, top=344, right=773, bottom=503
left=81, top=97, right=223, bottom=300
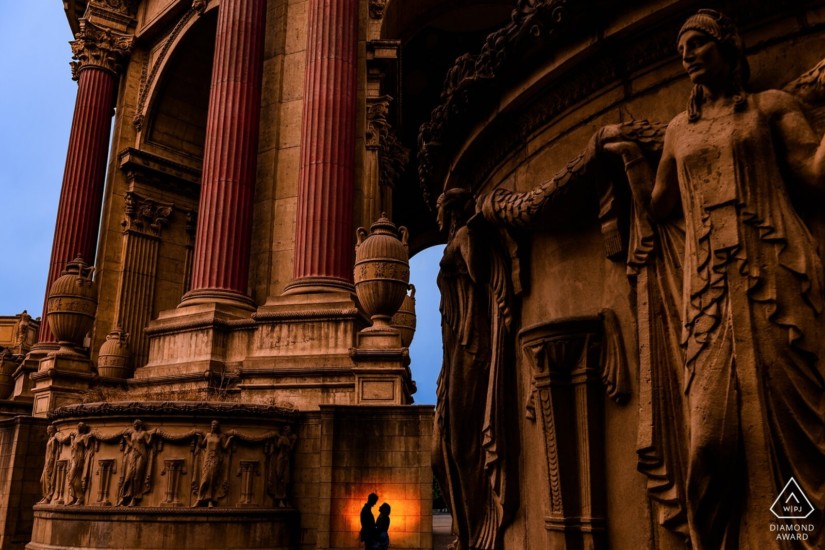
left=70, top=18, right=134, bottom=79
left=48, top=400, right=299, bottom=421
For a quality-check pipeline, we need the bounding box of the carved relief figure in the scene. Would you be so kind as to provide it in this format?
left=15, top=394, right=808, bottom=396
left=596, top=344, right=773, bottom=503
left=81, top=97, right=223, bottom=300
left=269, top=425, right=297, bottom=507
left=433, top=188, right=518, bottom=550
left=65, top=422, right=95, bottom=505
left=39, top=425, right=60, bottom=504
left=598, top=10, right=825, bottom=548
left=192, top=420, right=234, bottom=507
left=117, top=419, right=156, bottom=506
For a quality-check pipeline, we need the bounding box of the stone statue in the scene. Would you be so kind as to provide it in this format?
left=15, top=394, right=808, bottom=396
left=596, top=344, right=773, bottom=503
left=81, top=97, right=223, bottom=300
left=15, top=310, right=31, bottom=347
left=39, top=425, right=60, bottom=504
left=269, top=425, right=297, bottom=507
left=433, top=188, right=518, bottom=550
left=117, top=419, right=156, bottom=506
left=65, top=422, right=95, bottom=506
left=596, top=10, right=825, bottom=548
left=192, top=420, right=234, bottom=507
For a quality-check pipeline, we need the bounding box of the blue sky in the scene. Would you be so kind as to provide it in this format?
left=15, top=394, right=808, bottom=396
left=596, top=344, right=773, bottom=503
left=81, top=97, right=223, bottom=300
left=0, top=4, right=444, bottom=405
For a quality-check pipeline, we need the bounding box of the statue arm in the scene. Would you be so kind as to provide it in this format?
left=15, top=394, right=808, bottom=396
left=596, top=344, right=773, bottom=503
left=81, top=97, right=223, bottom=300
left=770, top=90, right=825, bottom=194
left=650, top=130, right=680, bottom=220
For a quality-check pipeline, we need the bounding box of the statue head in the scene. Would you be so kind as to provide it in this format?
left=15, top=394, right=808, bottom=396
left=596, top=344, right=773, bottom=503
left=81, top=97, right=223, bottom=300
left=77, top=422, right=90, bottom=435
left=133, top=419, right=144, bottom=431
left=210, top=420, right=220, bottom=433
left=436, top=188, right=474, bottom=233
left=677, top=10, right=749, bottom=120
left=46, top=425, right=56, bottom=436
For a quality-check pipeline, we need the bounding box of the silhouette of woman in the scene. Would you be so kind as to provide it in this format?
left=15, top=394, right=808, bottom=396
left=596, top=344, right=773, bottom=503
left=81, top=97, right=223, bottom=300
left=373, top=503, right=390, bottom=550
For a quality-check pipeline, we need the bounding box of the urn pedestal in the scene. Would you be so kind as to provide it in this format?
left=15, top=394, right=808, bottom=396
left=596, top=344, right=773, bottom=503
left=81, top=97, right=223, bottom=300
left=351, top=215, right=416, bottom=404
left=31, top=257, right=99, bottom=417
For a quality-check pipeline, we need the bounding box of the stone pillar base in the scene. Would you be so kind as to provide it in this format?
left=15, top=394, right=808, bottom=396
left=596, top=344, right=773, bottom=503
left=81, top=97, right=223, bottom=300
left=351, top=329, right=415, bottom=405
left=30, top=354, right=96, bottom=418
left=137, top=302, right=256, bottom=394
left=12, top=344, right=59, bottom=404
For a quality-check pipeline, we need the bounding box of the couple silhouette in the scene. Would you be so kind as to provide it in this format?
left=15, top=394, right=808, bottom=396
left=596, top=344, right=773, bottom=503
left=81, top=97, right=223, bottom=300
left=359, top=493, right=391, bottom=550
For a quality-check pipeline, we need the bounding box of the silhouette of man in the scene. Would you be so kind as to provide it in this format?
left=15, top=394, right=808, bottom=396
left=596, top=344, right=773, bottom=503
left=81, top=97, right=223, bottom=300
left=359, top=493, right=379, bottom=549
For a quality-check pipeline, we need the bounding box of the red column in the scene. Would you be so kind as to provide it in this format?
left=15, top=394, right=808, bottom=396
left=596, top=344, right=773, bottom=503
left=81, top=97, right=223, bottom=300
left=285, top=0, right=359, bottom=293
left=38, top=23, right=131, bottom=343
left=181, top=0, right=267, bottom=308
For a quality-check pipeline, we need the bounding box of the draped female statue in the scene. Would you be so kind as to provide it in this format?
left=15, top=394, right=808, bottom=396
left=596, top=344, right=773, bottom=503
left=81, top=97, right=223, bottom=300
left=597, top=10, right=825, bottom=548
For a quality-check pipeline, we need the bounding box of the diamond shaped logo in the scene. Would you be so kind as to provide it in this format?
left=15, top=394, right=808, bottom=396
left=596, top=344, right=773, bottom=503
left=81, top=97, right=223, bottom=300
left=770, top=478, right=815, bottom=519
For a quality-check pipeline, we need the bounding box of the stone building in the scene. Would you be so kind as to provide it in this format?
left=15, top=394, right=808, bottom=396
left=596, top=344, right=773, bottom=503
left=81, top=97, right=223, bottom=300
left=2, top=0, right=825, bottom=549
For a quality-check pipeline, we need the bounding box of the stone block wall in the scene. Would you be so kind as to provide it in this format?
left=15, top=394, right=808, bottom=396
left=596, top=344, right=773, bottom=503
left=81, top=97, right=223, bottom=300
left=293, top=406, right=434, bottom=550
left=0, top=416, right=48, bottom=550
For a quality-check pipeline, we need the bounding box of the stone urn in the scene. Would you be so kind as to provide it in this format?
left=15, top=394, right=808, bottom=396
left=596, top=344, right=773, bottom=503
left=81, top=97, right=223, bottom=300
left=0, top=349, right=19, bottom=399
left=391, top=284, right=417, bottom=347
left=354, top=214, right=410, bottom=331
left=97, top=327, right=132, bottom=379
left=47, top=256, right=97, bottom=357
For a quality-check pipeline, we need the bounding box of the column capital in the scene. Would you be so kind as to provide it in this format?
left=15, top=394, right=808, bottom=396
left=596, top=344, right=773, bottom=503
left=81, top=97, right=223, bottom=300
left=121, top=191, right=173, bottom=237
left=70, top=19, right=134, bottom=80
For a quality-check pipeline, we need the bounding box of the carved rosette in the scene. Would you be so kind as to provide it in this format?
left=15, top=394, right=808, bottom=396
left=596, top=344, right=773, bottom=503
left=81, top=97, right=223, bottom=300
left=354, top=214, right=410, bottom=331
left=70, top=19, right=134, bottom=80
left=46, top=257, right=98, bottom=357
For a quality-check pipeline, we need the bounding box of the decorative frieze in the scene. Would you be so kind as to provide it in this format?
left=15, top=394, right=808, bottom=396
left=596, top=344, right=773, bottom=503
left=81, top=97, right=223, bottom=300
left=39, top=413, right=298, bottom=509
left=70, top=18, right=133, bottom=80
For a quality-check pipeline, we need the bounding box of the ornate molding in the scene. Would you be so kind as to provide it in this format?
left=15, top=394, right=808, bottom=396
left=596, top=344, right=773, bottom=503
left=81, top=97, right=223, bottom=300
left=122, top=192, right=173, bottom=237
left=134, top=8, right=200, bottom=129
left=366, top=96, right=410, bottom=190
left=48, top=401, right=298, bottom=421
left=70, top=18, right=134, bottom=79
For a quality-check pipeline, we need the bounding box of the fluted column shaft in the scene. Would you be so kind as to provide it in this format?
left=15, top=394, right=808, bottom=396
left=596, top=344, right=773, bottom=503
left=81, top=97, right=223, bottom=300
left=38, top=67, right=117, bottom=343
left=287, top=0, right=359, bottom=292
left=183, top=0, right=267, bottom=307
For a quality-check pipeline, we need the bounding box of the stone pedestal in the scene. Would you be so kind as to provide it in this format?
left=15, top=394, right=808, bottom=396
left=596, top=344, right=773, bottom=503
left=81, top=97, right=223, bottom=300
left=351, top=330, right=415, bottom=405
left=136, top=303, right=256, bottom=394
left=30, top=354, right=96, bottom=418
